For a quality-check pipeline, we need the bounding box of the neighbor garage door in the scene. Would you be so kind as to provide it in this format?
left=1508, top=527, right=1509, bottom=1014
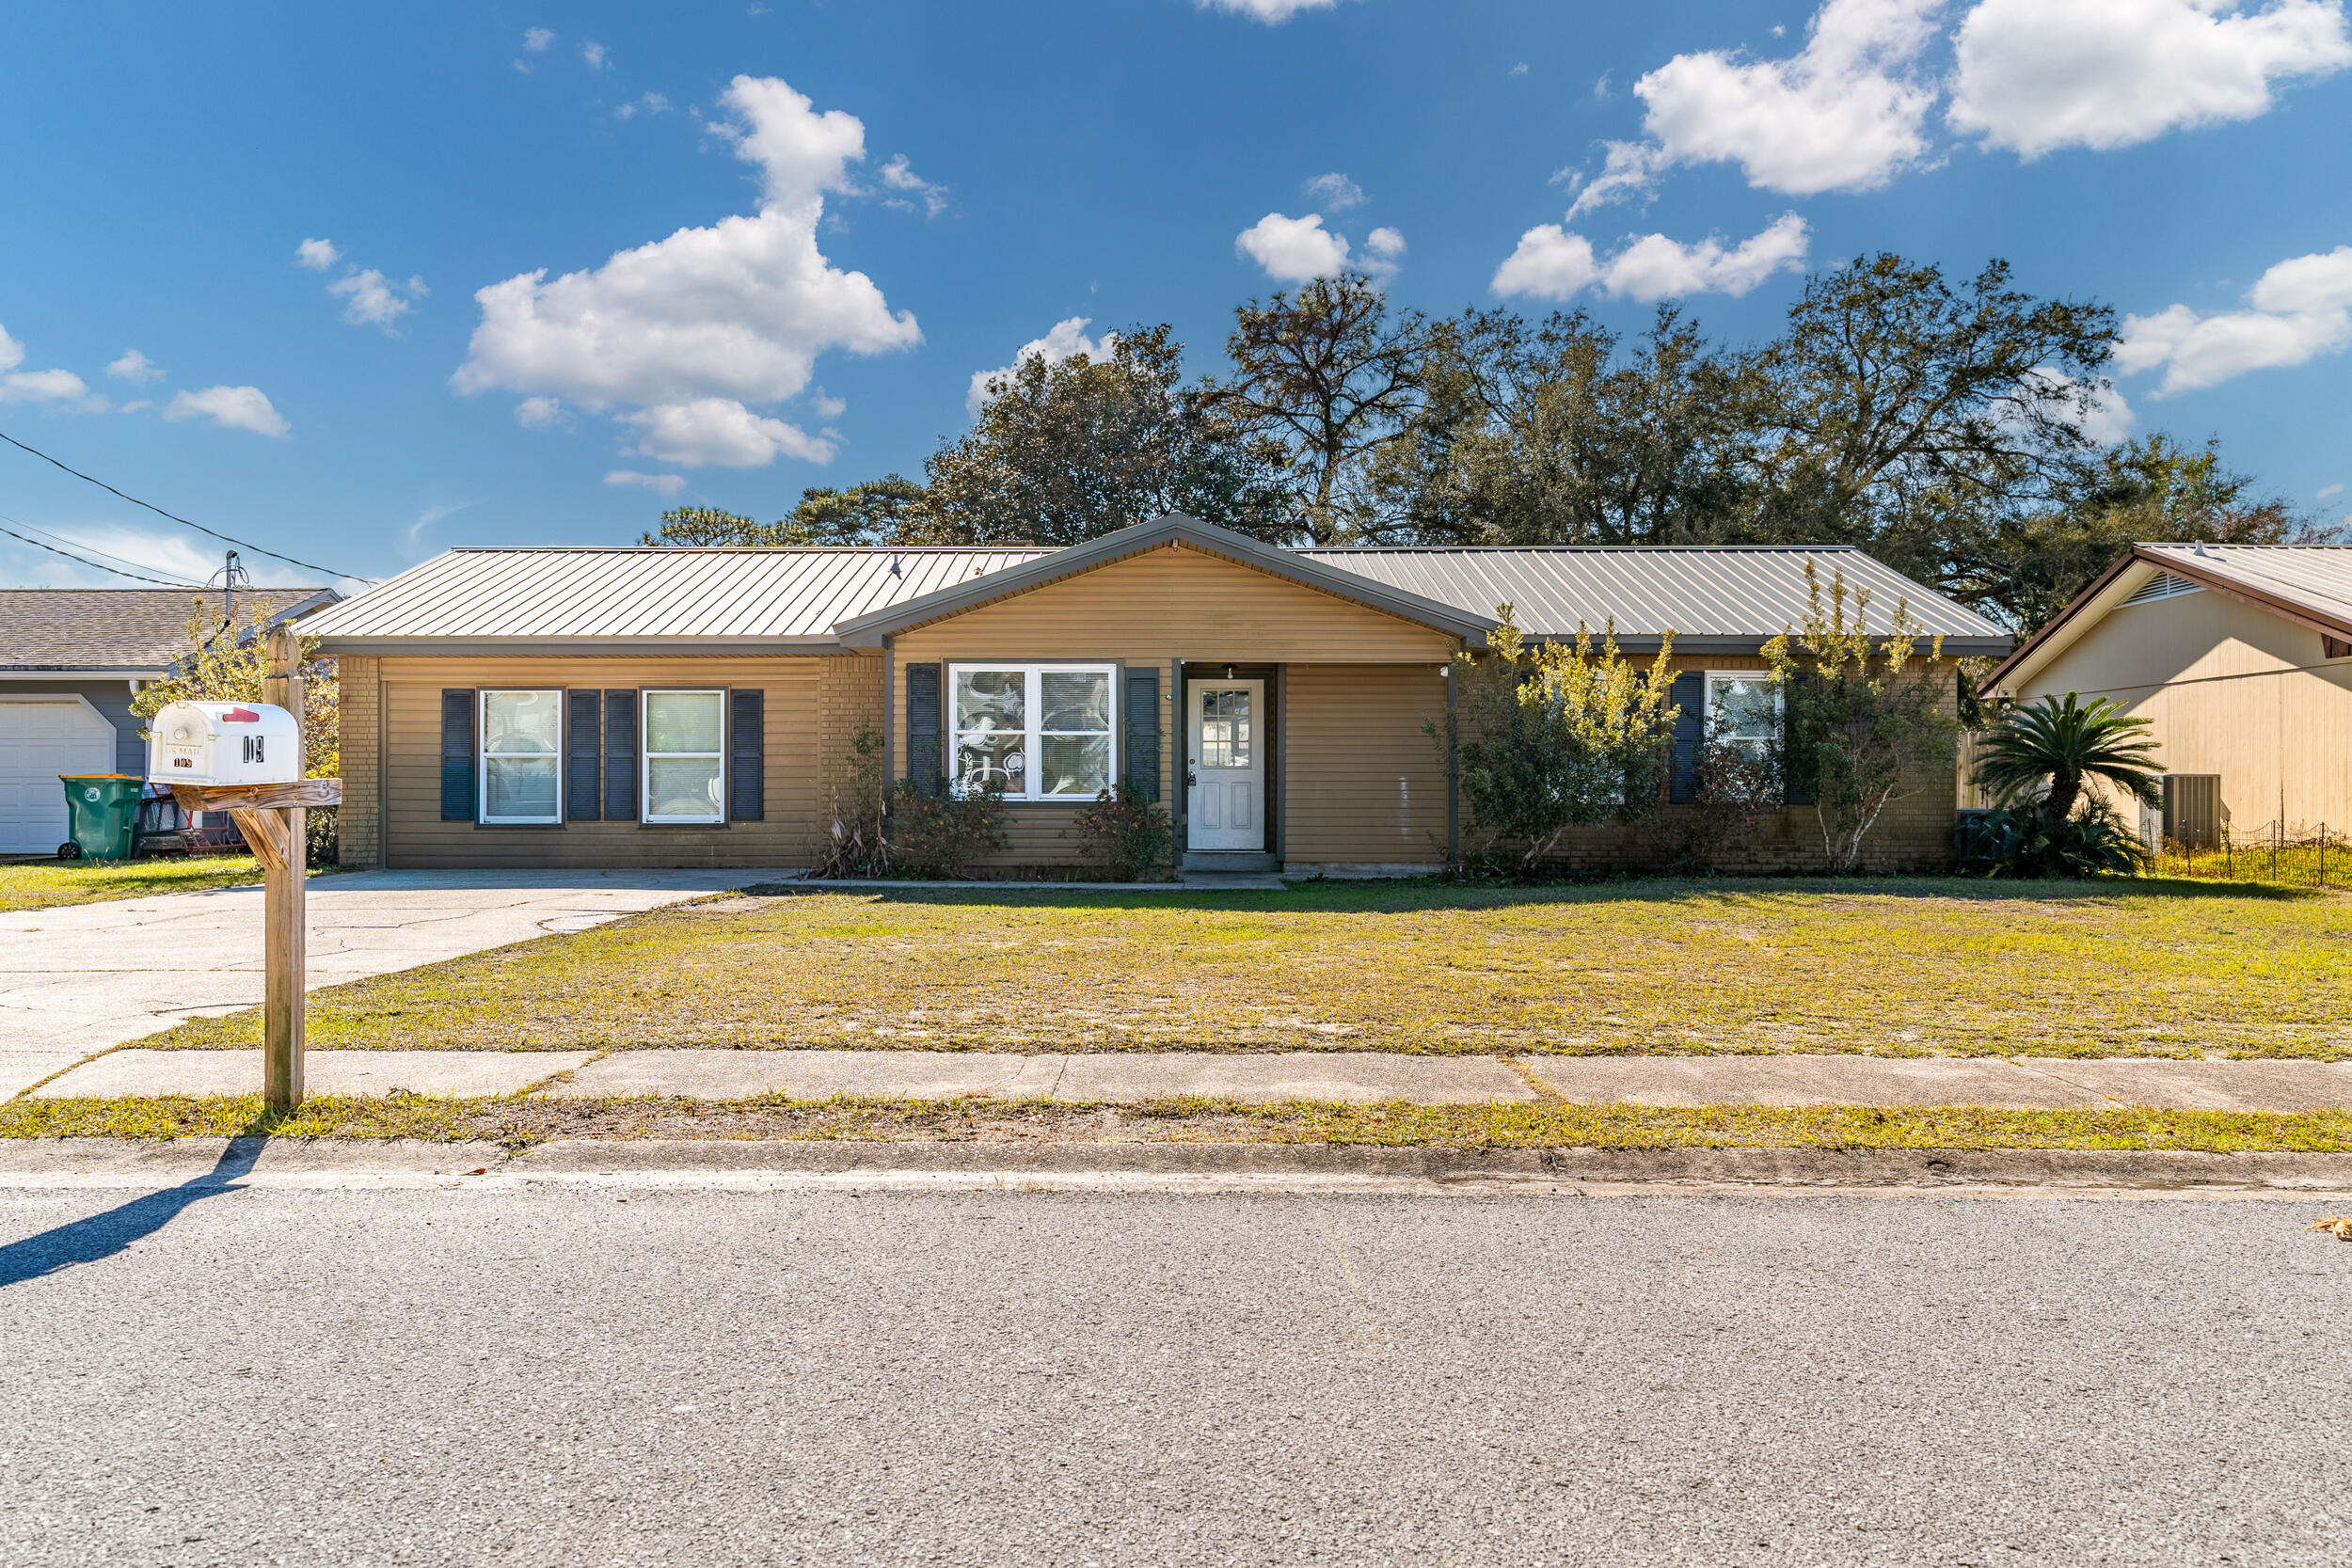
left=0, top=699, right=119, bottom=854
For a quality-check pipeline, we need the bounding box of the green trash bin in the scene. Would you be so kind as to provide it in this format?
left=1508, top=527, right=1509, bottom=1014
left=58, top=774, right=144, bottom=862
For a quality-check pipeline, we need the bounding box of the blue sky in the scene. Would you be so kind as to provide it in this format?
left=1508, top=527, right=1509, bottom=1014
left=2, top=0, right=2348, bottom=591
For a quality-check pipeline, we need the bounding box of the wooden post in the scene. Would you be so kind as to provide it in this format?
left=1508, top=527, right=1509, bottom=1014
left=261, top=626, right=306, bottom=1114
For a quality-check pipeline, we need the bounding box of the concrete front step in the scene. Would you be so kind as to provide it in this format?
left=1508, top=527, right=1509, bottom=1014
left=16, top=1049, right=2352, bottom=1114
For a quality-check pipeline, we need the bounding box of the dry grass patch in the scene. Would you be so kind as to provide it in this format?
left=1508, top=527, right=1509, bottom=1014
left=143, top=877, right=2352, bottom=1059
left=8, top=1091, right=2350, bottom=1155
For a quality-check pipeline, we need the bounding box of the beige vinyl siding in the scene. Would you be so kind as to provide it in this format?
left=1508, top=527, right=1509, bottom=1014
left=1283, top=663, right=1451, bottom=865
left=2018, top=591, right=2352, bottom=832
left=374, top=655, right=831, bottom=869
left=337, top=655, right=383, bottom=868
left=889, top=541, right=1454, bottom=784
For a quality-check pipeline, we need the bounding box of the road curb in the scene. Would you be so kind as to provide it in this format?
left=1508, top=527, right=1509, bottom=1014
left=4, top=1136, right=2352, bottom=1195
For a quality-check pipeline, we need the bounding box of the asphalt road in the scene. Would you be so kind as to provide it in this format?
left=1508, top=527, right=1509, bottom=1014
left=2, top=1174, right=2348, bottom=1566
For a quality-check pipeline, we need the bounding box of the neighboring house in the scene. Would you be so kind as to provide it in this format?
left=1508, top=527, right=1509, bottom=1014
left=1982, top=544, right=2352, bottom=839
left=0, top=587, right=341, bottom=855
left=308, top=515, right=2010, bottom=875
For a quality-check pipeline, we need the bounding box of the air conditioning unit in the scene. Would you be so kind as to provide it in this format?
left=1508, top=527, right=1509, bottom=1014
left=147, top=702, right=304, bottom=786
left=2161, top=773, right=2220, bottom=848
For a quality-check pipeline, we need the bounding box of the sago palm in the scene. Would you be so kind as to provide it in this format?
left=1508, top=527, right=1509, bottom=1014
left=1972, top=693, right=2163, bottom=820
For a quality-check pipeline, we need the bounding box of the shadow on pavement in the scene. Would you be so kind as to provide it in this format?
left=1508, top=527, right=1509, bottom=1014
left=0, top=1137, right=264, bottom=1290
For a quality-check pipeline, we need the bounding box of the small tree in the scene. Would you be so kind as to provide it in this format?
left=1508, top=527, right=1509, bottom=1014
left=1763, top=561, right=1959, bottom=873
left=1970, top=692, right=2162, bottom=820
left=132, top=600, right=340, bottom=863
left=1436, top=609, right=1678, bottom=870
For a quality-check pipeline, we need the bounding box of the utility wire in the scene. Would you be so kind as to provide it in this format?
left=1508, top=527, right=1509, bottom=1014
left=0, top=426, right=372, bottom=582
left=0, top=511, right=210, bottom=584
left=0, top=520, right=209, bottom=587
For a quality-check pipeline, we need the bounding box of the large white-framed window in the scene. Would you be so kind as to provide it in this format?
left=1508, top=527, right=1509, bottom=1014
left=481, top=689, right=564, bottom=825
left=949, top=663, right=1117, bottom=801
left=1704, top=672, right=1781, bottom=764
left=642, top=689, right=726, bottom=824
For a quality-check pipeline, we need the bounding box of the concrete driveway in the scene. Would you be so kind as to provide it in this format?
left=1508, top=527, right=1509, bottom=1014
left=0, top=869, right=792, bottom=1089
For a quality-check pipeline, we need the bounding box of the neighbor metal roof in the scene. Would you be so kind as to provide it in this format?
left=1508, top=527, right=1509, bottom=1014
left=298, top=546, right=1055, bottom=650
left=2136, top=543, right=2352, bottom=630
left=1984, top=543, right=2352, bottom=693
left=1304, top=545, right=2010, bottom=652
left=0, top=588, right=339, bottom=673
left=304, top=532, right=2010, bottom=654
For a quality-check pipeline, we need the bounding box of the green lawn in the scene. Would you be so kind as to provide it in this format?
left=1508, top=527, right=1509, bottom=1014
left=146, top=876, right=2352, bottom=1060
left=0, top=855, right=324, bottom=911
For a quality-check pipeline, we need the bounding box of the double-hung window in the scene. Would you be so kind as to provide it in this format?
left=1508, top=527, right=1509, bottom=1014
left=949, top=664, right=1116, bottom=800
left=643, top=689, right=726, bottom=824
left=481, top=689, right=564, bottom=824
left=1704, top=673, right=1781, bottom=764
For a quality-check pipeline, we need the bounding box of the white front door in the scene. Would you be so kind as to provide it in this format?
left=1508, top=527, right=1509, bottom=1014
left=0, top=698, right=118, bottom=854
left=1186, top=679, right=1263, bottom=851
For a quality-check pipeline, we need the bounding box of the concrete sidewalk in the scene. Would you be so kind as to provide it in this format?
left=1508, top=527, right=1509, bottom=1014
left=0, top=869, right=793, bottom=1059
left=20, top=1047, right=2352, bottom=1113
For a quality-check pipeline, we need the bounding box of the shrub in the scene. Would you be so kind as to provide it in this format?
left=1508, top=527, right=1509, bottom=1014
left=1959, top=798, right=2149, bottom=879
left=1764, top=561, right=1959, bottom=873
left=812, top=729, right=890, bottom=879
left=887, top=781, right=1010, bottom=880
left=1971, top=691, right=2163, bottom=819
left=1651, top=738, right=1783, bottom=875
left=1435, top=609, right=1679, bottom=870
left=1067, top=781, right=1174, bottom=881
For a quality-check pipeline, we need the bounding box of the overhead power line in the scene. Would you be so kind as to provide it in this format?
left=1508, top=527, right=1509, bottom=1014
left=0, top=520, right=209, bottom=587
left=0, top=512, right=212, bottom=584
left=0, top=426, right=373, bottom=582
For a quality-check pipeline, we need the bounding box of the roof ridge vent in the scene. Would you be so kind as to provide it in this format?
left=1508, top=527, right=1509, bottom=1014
left=2122, top=570, right=2204, bottom=608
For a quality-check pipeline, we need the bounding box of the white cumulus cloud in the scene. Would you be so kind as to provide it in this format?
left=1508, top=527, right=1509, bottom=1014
left=580, top=40, right=609, bottom=70
left=164, top=385, right=291, bottom=437
left=878, top=154, right=947, bottom=217
left=1236, top=212, right=1357, bottom=281
left=1196, top=0, right=1345, bottom=20
left=522, top=27, right=555, bottom=51
left=1302, top=172, right=1365, bottom=211
left=605, top=469, right=687, bottom=496
left=1568, top=0, right=1943, bottom=214
left=514, top=396, right=567, bottom=430
left=1493, top=214, right=1810, bottom=302
left=620, top=399, right=834, bottom=467
left=295, top=237, right=342, bottom=271
left=0, top=368, right=94, bottom=404
left=2115, top=245, right=2352, bottom=394
left=106, top=349, right=163, bottom=384
left=452, top=73, right=921, bottom=471
left=328, top=269, right=427, bottom=331
left=1948, top=0, right=2352, bottom=158
left=0, top=324, right=20, bottom=372
left=967, top=318, right=1117, bottom=415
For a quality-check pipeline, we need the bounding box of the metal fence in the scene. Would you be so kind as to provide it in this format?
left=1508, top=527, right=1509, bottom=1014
left=2146, top=821, right=2349, bottom=889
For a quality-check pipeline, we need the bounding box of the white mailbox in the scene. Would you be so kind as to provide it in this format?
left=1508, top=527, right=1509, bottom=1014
left=148, top=701, right=304, bottom=785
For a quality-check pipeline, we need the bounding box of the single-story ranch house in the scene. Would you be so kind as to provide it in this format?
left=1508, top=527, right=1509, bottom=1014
left=1983, top=543, right=2352, bottom=841
left=305, top=515, right=2010, bottom=875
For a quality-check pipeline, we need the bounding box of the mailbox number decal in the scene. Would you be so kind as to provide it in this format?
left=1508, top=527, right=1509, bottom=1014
left=242, top=736, right=265, bottom=765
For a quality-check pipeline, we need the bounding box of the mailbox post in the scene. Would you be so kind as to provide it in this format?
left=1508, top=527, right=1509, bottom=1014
left=150, top=626, right=340, bottom=1114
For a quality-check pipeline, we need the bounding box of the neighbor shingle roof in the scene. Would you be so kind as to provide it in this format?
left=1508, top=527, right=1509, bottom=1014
left=0, top=588, right=340, bottom=673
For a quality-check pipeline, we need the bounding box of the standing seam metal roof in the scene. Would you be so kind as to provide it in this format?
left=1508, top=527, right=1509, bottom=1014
left=301, top=540, right=2008, bottom=646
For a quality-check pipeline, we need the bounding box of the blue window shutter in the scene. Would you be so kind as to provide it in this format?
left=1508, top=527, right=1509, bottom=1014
left=1667, top=672, right=1705, bottom=804
left=905, top=663, right=942, bottom=794
left=602, top=689, right=638, bottom=821
left=729, top=689, right=764, bottom=821
left=1123, top=667, right=1160, bottom=800
left=440, top=690, right=476, bottom=821
left=565, top=689, right=601, bottom=822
